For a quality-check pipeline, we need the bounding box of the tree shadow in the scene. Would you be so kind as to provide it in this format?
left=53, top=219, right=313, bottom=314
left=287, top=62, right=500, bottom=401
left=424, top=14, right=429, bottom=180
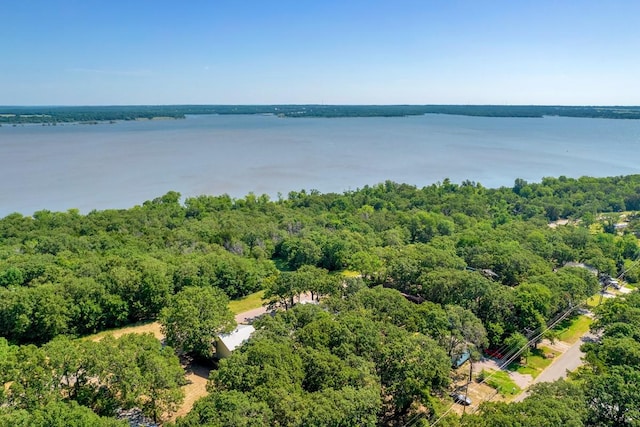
left=180, top=355, right=216, bottom=381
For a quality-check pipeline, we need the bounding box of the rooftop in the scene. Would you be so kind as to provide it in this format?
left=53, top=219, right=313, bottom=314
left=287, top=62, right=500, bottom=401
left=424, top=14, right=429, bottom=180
left=217, top=324, right=255, bottom=352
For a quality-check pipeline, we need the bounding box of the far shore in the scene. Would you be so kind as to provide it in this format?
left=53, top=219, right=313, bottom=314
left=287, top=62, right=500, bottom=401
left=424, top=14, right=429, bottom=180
left=0, top=115, right=184, bottom=127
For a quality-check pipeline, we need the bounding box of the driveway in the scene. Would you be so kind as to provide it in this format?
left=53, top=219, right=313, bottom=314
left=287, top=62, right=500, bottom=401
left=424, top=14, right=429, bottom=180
left=235, top=292, right=316, bottom=324
left=513, top=332, right=597, bottom=402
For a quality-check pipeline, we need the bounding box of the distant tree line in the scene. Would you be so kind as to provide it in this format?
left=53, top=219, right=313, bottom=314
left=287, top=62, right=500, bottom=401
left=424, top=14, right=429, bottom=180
left=2, top=104, right=640, bottom=124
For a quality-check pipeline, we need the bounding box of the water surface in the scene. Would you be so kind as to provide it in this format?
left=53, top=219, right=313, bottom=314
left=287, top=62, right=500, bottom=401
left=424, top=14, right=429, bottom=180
left=1, top=114, right=639, bottom=217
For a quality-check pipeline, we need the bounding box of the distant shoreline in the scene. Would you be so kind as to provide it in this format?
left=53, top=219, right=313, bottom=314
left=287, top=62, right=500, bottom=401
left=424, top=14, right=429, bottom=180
left=0, top=116, right=182, bottom=127
left=1, top=105, right=640, bottom=124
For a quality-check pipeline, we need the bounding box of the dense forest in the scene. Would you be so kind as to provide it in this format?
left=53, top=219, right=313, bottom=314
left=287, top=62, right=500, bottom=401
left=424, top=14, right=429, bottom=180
left=2, top=104, right=640, bottom=124
left=1, top=175, right=640, bottom=426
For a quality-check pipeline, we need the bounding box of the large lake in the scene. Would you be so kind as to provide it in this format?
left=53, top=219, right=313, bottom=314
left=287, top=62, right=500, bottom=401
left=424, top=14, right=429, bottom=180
left=1, top=114, right=639, bottom=217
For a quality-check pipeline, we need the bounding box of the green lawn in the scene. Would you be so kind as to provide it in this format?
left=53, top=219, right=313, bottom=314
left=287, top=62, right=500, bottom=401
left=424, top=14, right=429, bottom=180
left=508, top=346, right=560, bottom=379
left=82, top=320, right=162, bottom=342
left=339, top=270, right=362, bottom=278
left=228, top=290, right=266, bottom=314
left=554, top=315, right=593, bottom=344
left=479, top=369, right=521, bottom=397
left=585, top=295, right=601, bottom=308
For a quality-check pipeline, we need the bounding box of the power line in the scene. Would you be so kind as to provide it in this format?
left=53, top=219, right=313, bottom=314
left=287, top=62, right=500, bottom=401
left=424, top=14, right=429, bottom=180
left=427, top=302, right=580, bottom=426
left=403, top=409, right=427, bottom=427
left=618, top=251, right=640, bottom=280
left=466, top=304, right=578, bottom=416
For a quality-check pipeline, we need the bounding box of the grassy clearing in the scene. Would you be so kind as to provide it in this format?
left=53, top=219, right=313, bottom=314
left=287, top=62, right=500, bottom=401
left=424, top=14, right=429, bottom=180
left=339, top=270, right=361, bottom=278
left=84, top=320, right=163, bottom=342
left=228, top=290, right=266, bottom=314
left=554, top=315, right=593, bottom=344
left=479, top=369, right=521, bottom=397
left=508, top=346, right=560, bottom=378
left=586, top=295, right=601, bottom=308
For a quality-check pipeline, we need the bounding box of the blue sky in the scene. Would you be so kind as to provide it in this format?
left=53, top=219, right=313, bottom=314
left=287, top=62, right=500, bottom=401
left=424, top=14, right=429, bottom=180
left=2, top=0, right=639, bottom=105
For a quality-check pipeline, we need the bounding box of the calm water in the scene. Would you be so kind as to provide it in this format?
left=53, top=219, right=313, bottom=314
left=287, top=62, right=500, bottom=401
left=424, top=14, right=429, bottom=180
left=1, top=114, right=639, bottom=217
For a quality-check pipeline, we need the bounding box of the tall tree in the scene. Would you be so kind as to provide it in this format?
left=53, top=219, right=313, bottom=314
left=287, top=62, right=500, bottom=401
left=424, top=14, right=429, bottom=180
left=96, top=334, right=185, bottom=422
left=159, top=286, right=236, bottom=359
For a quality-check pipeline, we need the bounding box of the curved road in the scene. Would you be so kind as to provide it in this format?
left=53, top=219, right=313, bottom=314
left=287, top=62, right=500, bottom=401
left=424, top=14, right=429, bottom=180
left=512, top=286, right=636, bottom=402
left=513, top=333, right=596, bottom=402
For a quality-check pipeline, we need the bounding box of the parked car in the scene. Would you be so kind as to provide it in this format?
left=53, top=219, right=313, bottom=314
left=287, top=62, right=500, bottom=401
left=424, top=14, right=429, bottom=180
left=452, top=393, right=472, bottom=406
left=599, top=274, right=621, bottom=289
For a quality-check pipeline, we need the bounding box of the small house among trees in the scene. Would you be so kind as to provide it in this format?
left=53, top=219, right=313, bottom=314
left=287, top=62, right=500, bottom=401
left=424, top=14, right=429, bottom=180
left=216, top=324, right=255, bottom=359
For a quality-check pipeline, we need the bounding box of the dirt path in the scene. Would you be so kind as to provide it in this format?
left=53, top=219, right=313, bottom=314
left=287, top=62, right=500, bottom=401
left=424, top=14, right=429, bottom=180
left=168, top=362, right=212, bottom=422
left=509, top=371, right=533, bottom=390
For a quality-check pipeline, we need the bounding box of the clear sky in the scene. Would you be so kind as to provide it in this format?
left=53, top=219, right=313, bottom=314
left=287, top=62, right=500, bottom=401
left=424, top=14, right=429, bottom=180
left=2, top=0, right=639, bottom=105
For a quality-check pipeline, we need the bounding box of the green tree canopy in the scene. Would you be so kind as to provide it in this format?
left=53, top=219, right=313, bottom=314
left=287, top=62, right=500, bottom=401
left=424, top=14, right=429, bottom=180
left=159, top=286, right=236, bottom=359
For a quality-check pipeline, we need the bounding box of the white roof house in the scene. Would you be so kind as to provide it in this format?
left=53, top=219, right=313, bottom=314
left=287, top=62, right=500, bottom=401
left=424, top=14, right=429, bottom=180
left=216, top=324, right=255, bottom=359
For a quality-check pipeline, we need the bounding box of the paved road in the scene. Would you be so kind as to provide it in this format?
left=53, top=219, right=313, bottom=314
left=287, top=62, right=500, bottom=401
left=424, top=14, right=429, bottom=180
left=513, top=332, right=596, bottom=402
left=235, top=292, right=316, bottom=324
left=511, top=285, right=635, bottom=402
left=235, top=306, right=268, bottom=324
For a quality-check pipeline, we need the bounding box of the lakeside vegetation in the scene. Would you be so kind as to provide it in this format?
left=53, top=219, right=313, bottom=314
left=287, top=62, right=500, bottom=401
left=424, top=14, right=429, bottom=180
left=2, top=104, right=640, bottom=124
left=1, top=175, right=640, bottom=425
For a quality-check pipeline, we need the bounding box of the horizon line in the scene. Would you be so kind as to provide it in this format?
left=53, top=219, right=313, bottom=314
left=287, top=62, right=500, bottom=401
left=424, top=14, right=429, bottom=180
left=2, top=103, right=640, bottom=108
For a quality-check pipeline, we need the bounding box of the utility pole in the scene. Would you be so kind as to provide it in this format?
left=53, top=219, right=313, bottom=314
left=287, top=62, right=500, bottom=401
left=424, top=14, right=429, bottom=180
left=463, top=357, right=472, bottom=414
left=598, top=282, right=607, bottom=306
